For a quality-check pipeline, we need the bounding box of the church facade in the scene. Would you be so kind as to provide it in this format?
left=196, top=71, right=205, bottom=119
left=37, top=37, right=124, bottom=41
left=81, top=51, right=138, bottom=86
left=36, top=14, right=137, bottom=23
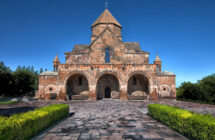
left=36, top=9, right=176, bottom=101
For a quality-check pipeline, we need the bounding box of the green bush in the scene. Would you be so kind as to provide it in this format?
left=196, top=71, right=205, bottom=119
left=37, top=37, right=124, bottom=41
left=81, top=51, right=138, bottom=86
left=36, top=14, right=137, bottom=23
left=148, top=104, right=215, bottom=140
left=177, top=73, right=215, bottom=104
left=0, top=104, right=69, bottom=140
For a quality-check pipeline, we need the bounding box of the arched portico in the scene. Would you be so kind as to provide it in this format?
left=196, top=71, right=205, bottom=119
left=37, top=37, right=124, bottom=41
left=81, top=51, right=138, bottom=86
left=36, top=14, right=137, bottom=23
left=96, top=74, right=119, bottom=100
left=127, top=72, right=149, bottom=100
left=64, top=72, right=89, bottom=100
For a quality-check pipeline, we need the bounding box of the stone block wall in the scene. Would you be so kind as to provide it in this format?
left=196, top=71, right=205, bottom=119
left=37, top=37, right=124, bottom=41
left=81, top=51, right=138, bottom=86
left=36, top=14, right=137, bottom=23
left=157, top=75, right=176, bottom=98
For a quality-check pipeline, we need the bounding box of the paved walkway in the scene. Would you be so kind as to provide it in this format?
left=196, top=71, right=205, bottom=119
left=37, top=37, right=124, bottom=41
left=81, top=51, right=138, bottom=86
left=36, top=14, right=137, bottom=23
left=35, top=100, right=188, bottom=140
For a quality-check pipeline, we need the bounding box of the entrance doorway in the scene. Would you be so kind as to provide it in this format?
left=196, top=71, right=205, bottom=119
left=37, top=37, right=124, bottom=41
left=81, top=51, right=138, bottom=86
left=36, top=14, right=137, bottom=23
left=96, top=74, right=119, bottom=100
left=105, top=87, right=111, bottom=98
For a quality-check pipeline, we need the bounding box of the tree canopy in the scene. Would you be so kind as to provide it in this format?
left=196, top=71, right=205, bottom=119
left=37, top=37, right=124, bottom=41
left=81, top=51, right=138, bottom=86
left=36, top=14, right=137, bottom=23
left=177, top=73, right=215, bottom=104
left=0, top=61, right=43, bottom=97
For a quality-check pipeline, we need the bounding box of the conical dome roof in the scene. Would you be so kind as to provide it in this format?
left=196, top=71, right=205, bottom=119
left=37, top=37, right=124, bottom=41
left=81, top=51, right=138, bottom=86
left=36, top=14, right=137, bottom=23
left=154, top=54, right=161, bottom=62
left=92, top=9, right=121, bottom=28
left=53, top=54, right=60, bottom=63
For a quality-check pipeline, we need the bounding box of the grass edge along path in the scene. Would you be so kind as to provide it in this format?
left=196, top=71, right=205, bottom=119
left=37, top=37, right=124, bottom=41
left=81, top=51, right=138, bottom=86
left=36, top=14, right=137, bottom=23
left=0, top=104, right=69, bottom=140
left=148, top=104, right=215, bottom=140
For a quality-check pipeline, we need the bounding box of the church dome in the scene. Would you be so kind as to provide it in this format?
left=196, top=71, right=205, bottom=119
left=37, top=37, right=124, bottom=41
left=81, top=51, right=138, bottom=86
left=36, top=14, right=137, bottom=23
left=91, top=9, right=121, bottom=28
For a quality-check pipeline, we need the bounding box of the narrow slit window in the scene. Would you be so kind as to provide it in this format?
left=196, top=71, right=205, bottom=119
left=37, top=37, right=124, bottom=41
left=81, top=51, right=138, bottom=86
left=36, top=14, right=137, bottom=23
left=78, top=77, right=82, bottom=86
left=105, top=48, right=110, bottom=63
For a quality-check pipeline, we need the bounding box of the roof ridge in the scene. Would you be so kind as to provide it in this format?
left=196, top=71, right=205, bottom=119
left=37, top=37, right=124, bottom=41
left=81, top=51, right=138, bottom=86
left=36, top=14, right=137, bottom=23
left=92, top=9, right=121, bottom=28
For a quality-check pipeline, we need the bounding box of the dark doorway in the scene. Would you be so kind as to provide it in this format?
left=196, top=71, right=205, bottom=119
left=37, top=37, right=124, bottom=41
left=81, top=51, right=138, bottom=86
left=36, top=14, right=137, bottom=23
left=105, top=87, right=111, bottom=98
left=96, top=74, right=119, bottom=100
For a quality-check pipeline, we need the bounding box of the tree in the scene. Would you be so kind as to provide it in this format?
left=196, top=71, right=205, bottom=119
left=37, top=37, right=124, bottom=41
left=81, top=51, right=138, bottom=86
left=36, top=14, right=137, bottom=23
left=0, top=61, right=13, bottom=96
left=177, top=73, right=215, bottom=104
left=13, top=69, right=35, bottom=96
left=39, top=68, right=43, bottom=74
left=199, top=74, right=215, bottom=102
left=177, top=82, right=200, bottom=100
left=30, top=66, right=34, bottom=73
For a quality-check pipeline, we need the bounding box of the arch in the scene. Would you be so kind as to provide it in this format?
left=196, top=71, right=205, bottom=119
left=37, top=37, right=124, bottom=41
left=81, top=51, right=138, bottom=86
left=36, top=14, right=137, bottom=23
left=64, top=72, right=89, bottom=99
left=126, top=71, right=150, bottom=83
left=159, top=84, right=171, bottom=97
left=95, top=71, right=122, bottom=85
left=44, top=84, right=58, bottom=99
left=64, top=71, right=90, bottom=86
left=127, top=72, right=149, bottom=96
left=96, top=74, right=119, bottom=100
left=44, top=84, right=57, bottom=93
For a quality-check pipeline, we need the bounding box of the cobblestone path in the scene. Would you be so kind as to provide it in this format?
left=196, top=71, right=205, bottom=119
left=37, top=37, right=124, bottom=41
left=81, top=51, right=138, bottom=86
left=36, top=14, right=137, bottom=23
left=35, top=100, right=187, bottom=140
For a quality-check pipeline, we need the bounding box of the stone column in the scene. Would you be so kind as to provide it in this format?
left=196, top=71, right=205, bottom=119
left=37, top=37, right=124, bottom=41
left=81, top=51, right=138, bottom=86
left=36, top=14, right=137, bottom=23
left=88, top=85, right=97, bottom=101
left=57, top=85, right=66, bottom=101
left=119, top=84, right=128, bottom=101
left=149, top=84, right=158, bottom=100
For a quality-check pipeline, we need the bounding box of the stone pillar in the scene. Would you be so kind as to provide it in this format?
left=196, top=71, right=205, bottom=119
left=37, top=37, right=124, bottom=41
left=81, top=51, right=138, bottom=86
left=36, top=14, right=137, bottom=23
left=57, top=85, right=66, bottom=101
left=149, top=85, right=158, bottom=100
left=88, top=85, right=97, bottom=101
left=119, top=84, right=128, bottom=101
left=37, top=86, right=44, bottom=99
left=171, top=85, right=176, bottom=98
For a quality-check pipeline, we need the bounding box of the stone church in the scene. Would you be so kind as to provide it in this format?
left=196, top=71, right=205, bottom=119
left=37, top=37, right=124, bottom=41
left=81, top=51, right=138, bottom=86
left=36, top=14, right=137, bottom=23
left=36, top=8, right=176, bottom=101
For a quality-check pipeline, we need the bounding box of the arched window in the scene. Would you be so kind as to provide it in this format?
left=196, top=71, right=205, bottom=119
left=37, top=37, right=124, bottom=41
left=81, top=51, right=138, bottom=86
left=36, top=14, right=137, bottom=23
left=105, top=48, right=110, bottom=63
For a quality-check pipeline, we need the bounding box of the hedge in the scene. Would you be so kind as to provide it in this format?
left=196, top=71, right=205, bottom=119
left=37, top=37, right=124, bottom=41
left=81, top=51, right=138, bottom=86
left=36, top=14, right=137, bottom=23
left=0, top=104, right=69, bottom=140
left=148, top=104, right=215, bottom=140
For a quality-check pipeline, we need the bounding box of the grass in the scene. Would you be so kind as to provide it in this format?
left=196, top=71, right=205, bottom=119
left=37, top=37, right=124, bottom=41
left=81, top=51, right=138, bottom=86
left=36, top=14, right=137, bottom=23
left=148, top=104, right=215, bottom=140
left=0, top=104, right=69, bottom=140
left=0, top=101, right=19, bottom=105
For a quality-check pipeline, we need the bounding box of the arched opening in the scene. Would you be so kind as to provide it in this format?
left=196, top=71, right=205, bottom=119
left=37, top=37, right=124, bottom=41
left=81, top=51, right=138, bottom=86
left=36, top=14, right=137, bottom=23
left=66, top=74, right=89, bottom=100
left=105, top=48, right=110, bottom=63
left=105, top=87, right=111, bottom=98
left=159, top=84, right=171, bottom=98
left=96, top=74, right=119, bottom=100
left=127, top=74, right=149, bottom=99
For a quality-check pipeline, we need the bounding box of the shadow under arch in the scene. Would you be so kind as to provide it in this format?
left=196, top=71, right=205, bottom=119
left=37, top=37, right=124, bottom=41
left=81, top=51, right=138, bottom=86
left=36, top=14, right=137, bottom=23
left=64, top=72, right=89, bottom=99
left=127, top=72, right=150, bottom=96
left=96, top=74, right=120, bottom=100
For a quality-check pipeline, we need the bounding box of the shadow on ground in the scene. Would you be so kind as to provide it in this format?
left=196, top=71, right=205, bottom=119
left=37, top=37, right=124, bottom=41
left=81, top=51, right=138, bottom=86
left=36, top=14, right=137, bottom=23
left=0, top=106, right=36, bottom=116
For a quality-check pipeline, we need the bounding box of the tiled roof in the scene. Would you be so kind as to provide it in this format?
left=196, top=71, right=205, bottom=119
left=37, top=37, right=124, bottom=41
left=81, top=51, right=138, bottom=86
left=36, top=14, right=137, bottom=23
left=39, top=71, right=58, bottom=76
left=53, top=54, right=60, bottom=63
left=154, top=55, right=161, bottom=62
left=92, top=9, right=121, bottom=28
left=124, top=42, right=141, bottom=52
left=72, top=44, right=90, bottom=52
left=157, top=71, right=175, bottom=76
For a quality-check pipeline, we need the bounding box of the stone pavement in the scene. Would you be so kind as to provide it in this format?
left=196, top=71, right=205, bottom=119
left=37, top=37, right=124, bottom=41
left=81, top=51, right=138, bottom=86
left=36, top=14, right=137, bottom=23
left=35, top=100, right=188, bottom=140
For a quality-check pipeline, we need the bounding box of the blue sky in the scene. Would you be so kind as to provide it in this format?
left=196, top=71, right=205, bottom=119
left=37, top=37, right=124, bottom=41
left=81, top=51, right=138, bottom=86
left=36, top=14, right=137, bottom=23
left=0, top=0, right=214, bottom=86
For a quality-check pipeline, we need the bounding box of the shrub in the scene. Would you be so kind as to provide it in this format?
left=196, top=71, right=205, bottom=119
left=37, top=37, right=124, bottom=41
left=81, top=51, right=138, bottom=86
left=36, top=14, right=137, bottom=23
left=148, top=104, right=215, bottom=140
left=0, top=104, right=69, bottom=140
left=177, top=82, right=200, bottom=100
left=177, top=73, right=215, bottom=104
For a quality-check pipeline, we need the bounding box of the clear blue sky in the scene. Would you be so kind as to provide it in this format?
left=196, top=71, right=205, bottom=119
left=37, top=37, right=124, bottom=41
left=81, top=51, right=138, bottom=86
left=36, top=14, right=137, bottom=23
left=0, top=0, right=215, bottom=86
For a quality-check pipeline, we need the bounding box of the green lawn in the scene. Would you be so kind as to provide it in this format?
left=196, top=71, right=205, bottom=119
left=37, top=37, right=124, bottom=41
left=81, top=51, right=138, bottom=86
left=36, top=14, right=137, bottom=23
left=0, top=101, right=19, bottom=105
